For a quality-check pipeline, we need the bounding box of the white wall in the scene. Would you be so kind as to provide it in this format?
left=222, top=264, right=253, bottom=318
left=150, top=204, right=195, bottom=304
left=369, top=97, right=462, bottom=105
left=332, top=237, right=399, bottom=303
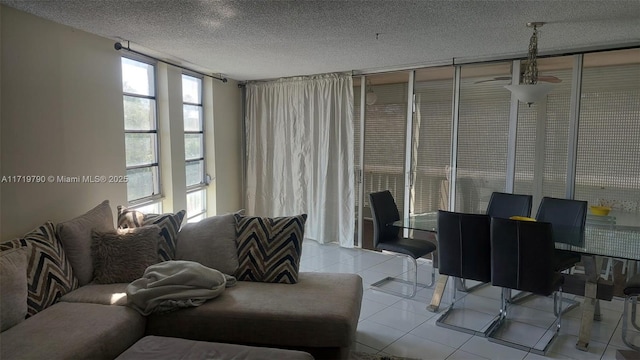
left=1, top=6, right=126, bottom=239
left=0, top=5, right=3, bottom=237
left=156, top=62, right=187, bottom=214
left=211, top=79, right=243, bottom=214
left=0, top=6, right=243, bottom=238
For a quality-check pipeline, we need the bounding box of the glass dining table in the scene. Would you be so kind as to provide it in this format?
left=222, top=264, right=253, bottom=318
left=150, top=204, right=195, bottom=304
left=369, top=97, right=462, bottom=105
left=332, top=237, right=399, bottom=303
left=393, top=210, right=640, bottom=351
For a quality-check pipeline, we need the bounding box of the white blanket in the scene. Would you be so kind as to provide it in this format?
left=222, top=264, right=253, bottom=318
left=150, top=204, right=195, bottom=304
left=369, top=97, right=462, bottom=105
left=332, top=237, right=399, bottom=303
left=126, top=260, right=236, bottom=315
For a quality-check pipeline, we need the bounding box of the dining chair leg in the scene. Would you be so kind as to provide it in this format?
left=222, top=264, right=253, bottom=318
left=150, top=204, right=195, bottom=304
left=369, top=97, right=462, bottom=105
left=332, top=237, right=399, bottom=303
left=456, top=278, right=489, bottom=293
left=488, top=288, right=563, bottom=355
left=485, top=288, right=509, bottom=338
left=370, top=252, right=433, bottom=299
left=622, top=295, right=640, bottom=351
left=554, top=288, right=563, bottom=332
left=529, top=288, right=563, bottom=355
left=436, top=277, right=496, bottom=336
left=632, top=296, right=640, bottom=332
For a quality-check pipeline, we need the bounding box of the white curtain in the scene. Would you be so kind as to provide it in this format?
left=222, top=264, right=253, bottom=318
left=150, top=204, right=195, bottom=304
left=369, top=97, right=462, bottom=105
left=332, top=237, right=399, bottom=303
left=245, top=73, right=355, bottom=247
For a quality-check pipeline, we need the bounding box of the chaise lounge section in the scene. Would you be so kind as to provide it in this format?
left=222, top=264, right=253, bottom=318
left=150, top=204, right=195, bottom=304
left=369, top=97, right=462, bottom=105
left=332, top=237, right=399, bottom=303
left=147, top=272, right=362, bottom=359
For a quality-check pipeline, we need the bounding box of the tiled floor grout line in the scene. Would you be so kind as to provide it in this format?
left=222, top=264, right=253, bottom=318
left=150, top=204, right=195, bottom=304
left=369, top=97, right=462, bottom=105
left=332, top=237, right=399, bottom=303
left=302, top=241, right=632, bottom=360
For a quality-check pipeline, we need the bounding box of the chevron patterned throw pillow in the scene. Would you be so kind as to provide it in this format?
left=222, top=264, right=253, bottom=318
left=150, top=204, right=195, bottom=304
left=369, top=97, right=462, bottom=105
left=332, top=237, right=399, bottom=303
left=117, top=206, right=186, bottom=262
left=234, top=214, right=307, bottom=284
left=0, top=222, right=78, bottom=316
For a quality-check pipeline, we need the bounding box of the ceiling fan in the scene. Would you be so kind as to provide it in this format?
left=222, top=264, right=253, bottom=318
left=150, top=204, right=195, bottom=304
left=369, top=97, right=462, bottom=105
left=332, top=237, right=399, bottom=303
left=476, top=22, right=561, bottom=86
left=474, top=73, right=562, bottom=84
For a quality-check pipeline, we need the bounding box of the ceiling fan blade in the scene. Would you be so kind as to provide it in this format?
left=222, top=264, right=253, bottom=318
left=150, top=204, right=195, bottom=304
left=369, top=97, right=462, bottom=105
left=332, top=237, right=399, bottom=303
left=538, top=75, right=562, bottom=83
left=474, top=76, right=511, bottom=84
left=474, top=75, right=562, bottom=84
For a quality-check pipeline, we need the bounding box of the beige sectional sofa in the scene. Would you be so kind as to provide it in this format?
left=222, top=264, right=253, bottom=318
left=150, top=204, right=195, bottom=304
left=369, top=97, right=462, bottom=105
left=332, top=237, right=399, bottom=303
left=0, top=201, right=363, bottom=360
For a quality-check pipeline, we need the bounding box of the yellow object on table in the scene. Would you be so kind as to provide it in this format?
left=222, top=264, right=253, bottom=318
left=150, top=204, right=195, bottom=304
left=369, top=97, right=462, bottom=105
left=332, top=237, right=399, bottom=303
left=509, top=216, right=536, bottom=221
left=589, top=205, right=611, bottom=216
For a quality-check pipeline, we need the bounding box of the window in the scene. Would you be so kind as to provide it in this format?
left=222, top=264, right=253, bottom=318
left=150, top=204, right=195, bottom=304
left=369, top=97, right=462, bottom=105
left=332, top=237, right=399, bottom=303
left=514, top=56, right=574, bottom=210
left=575, top=49, right=640, bottom=209
left=121, top=57, right=161, bottom=207
left=182, top=74, right=207, bottom=222
left=412, top=66, right=454, bottom=213
left=361, top=72, right=410, bottom=218
left=455, top=62, right=512, bottom=213
left=132, top=202, right=162, bottom=215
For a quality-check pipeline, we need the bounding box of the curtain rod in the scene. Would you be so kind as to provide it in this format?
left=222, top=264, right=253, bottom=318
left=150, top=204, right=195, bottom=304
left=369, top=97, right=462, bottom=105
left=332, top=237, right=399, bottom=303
left=114, top=42, right=228, bottom=83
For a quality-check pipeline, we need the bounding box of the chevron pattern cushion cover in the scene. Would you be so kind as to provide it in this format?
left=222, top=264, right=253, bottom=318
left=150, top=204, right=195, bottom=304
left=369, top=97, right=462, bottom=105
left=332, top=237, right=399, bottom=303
left=116, top=205, right=145, bottom=228
left=234, top=214, right=307, bottom=284
left=0, top=222, right=79, bottom=316
left=117, top=206, right=186, bottom=261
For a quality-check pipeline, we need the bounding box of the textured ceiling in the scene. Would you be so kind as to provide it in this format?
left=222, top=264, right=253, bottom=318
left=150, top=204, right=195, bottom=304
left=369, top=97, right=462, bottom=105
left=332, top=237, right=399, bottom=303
left=2, top=0, right=639, bottom=81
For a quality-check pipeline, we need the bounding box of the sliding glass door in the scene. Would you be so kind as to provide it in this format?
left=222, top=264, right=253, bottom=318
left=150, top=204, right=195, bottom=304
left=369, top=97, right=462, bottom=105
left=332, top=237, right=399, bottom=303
left=351, top=48, right=639, bottom=249
left=410, top=67, right=454, bottom=214
left=513, top=56, right=574, bottom=211
left=454, top=62, right=512, bottom=212
left=355, top=72, right=410, bottom=248
left=574, top=49, right=640, bottom=209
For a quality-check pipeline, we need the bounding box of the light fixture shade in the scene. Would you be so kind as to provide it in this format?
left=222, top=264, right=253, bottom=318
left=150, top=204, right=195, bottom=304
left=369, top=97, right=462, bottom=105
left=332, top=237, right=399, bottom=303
left=504, top=83, right=553, bottom=105
left=365, top=91, right=377, bottom=105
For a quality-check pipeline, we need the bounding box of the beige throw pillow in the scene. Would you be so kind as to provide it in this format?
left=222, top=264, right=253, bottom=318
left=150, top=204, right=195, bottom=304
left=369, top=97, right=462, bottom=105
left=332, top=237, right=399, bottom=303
left=0, top=248, right=28, bottom=331
left=176, top=210, right=244, bottom=275
left=91, top=226, right=161, bottom=284
left=56, top=200, right=114, bottom=285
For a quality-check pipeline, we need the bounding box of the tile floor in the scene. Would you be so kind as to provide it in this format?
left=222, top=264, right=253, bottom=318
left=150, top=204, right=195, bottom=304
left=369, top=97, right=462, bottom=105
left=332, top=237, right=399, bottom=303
left=300, top=240, right=640, bottom=360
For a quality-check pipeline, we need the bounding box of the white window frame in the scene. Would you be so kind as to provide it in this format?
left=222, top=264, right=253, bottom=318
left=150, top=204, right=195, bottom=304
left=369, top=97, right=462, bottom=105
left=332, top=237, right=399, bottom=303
left=121, top=56, right=162, bottom=209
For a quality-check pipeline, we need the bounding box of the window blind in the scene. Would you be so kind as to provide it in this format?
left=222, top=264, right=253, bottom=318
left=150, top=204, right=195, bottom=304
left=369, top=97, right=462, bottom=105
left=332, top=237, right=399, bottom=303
left=362, top=81, right=409, bottom=217
left=514, top=61, right=573, bottom=210
left=412, top=72, right=454, bottom=213
left=575, top=56, right=640, bottom=210
left=455, top=63, right=512, bottom=213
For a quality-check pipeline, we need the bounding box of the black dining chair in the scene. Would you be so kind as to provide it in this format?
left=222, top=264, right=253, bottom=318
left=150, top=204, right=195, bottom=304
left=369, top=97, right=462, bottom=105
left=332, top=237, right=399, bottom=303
left=436, top=210, right=494, bottom=335
left=488, top=217, right=564, bottom=355
left=368, top=190, right=436, bottom=298
left=536, top=197, right=588, bottom=272
left=622, top=275, right=640, bottom=351
left=486, top=192, right=533, bottom=220
left=450, top=191, right=534, bottom=293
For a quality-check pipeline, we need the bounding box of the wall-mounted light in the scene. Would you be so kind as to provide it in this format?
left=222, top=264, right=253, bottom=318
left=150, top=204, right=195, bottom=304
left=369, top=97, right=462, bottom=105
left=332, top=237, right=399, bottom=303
left=365, top=79, right=377, bottom=105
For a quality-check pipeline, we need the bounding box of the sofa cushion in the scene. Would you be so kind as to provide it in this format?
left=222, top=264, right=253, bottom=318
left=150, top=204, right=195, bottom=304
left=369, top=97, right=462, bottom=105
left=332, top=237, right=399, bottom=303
left=146, top=272, right=363, bottom=349
left=116, top=335, right=314, bottom=360
left=91, top=226, right=161, bottom=284
left=57, top=200, right=115, bottom=286
left=175, top=210, right=243, bottom=275
left=0, top=301, right=145, bottom=360
left=0, top=248, right=28, bottom=331
left=60, top=283, right=129, bottom=305
left=234, top=214, right=307, bottom=284
left=0, top=222, right=78, bottom=316
left=117, top=206, right=186, bottom=262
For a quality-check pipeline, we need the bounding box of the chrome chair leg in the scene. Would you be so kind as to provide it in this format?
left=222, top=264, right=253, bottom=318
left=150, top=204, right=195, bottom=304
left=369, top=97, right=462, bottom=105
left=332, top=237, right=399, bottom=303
left=488, top=287, right=563, bottom=355
left=456, top=277, right=489, bottom=293
left=370, top=252, right=434, bottom=299
left=623, top=295, right=640, bottom=351
left=436, top=277, right=496, bottom=336
left=631, top=296, right=640, bottom=332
